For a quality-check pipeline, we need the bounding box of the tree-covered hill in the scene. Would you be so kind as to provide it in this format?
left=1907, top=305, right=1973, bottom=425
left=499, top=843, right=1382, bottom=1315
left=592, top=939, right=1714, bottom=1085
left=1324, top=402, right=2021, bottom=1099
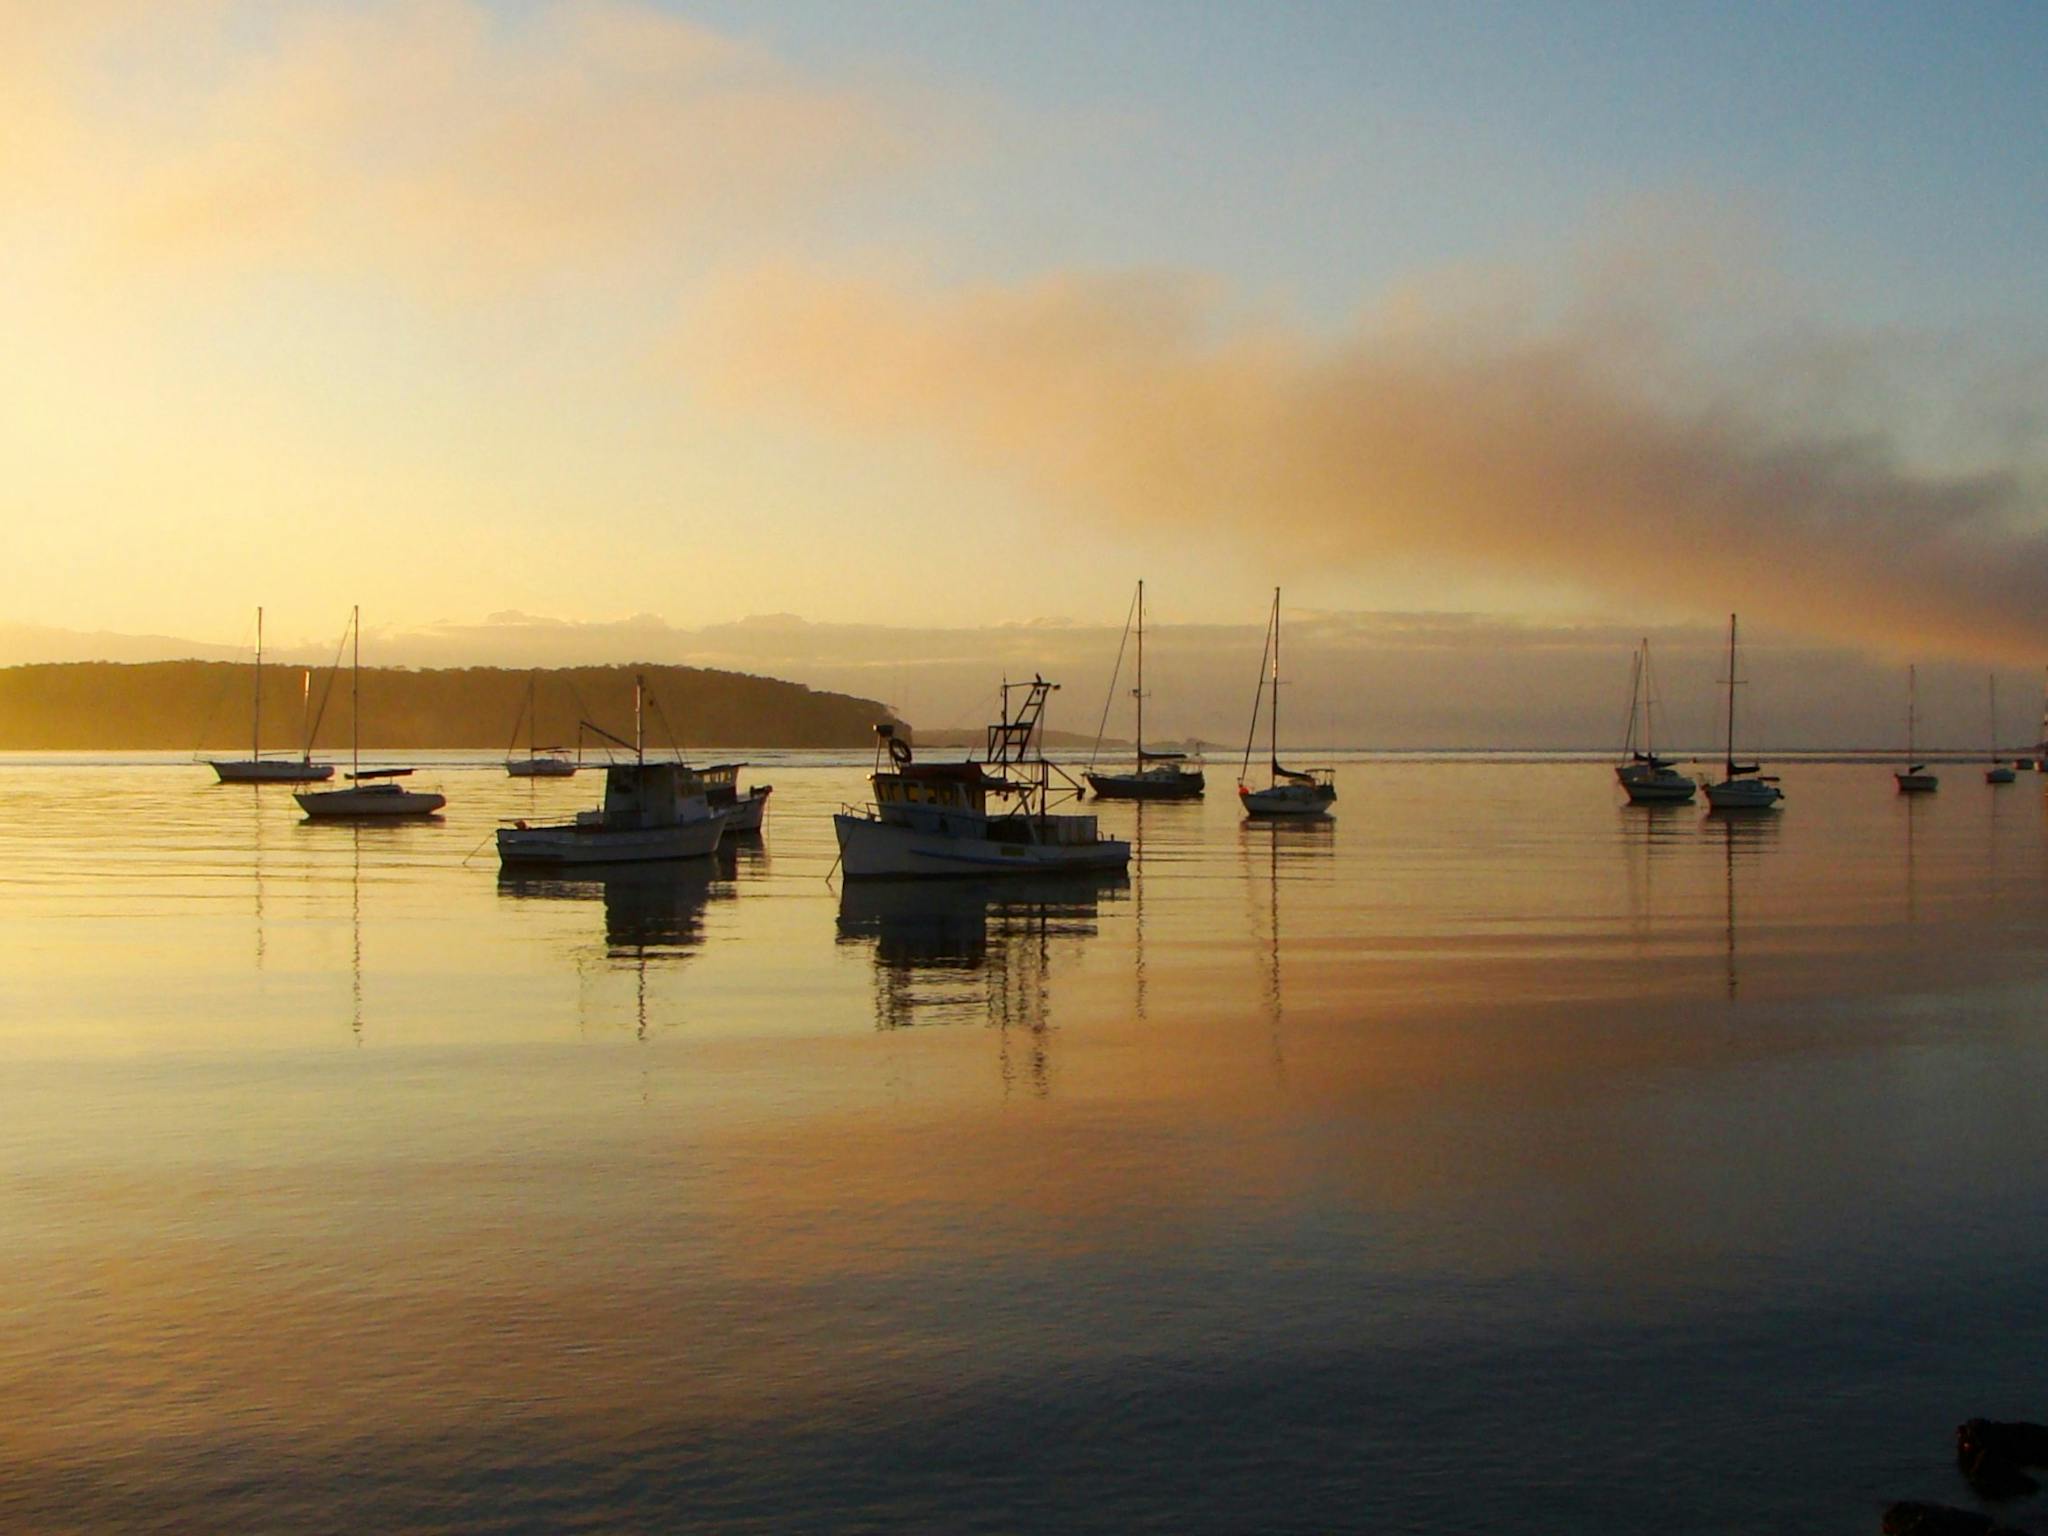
left=0, top=662, right=904, bottom=750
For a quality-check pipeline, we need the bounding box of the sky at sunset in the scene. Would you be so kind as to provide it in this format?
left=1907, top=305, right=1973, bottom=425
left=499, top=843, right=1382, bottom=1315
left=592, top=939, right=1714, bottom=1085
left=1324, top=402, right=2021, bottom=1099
left=5, top=1, right=2047, bottom=739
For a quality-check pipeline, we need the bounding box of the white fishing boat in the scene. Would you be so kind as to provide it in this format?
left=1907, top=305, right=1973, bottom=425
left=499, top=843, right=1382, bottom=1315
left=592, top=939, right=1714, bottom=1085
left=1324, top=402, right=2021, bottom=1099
left=295, top=607, right=447, bottom=819
left=1985, top=675, right=2015, bottom=784
left=1895, top=665, right=1938, bottom=794
left=1700, top=614, right=1783, bottom=810
left=504, top=670, right=577, bottom=778
left=695, top=763, right=772, bottom=834
left=498, top=676, right=726, bottom=866
left=1085, top=580, right=1204, bottom=800
left=208, top=607, right=333, bottom=784
left=1237, top=589, right=1335, bottom=818
left=1615, top=636, right=1695, bottom=804
left=833, top=677, right=1131, bottom=878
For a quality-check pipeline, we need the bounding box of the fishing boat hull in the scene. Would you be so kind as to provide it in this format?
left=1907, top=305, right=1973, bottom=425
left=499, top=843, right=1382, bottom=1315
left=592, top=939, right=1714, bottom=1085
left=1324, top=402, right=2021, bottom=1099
left=1895, top=772, right=1939, bottom=794
left=295, top=783, right=445, bottom=818
left=718, top=787, right=771, bottom=834
left=1703, top=778, right=1782, bottom=809
left=1239, top=782, right=1337, bottom=818
left=497, top=811, right=727, bottom=866
left=833, top=812, right=1130, bottom=879
left=211, top=758, right=333, bottom=784
left=505, top=757, right=577, bottom=778
left=1085, top=768, right=1205, bottom=800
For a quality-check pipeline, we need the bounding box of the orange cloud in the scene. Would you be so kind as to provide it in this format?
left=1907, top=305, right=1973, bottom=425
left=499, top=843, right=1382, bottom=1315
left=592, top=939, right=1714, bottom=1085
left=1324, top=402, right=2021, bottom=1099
left=695, top=260, right=2048, bottom=662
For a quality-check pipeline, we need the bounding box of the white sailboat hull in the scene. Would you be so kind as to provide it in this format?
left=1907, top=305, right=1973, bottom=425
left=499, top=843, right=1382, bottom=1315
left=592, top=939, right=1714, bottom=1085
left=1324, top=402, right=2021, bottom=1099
left=211, top=758, right=333, bottom=784
left=1239, top=782, right=1337, bottom=818
left=295, top=783, right=445, bottom=817
left=498, top=811, right=727, bottom=866
left=833, top=812, right=1130, bottom=879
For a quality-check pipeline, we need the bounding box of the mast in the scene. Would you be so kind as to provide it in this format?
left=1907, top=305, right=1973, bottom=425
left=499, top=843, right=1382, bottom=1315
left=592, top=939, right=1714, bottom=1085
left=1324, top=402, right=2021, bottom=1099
left=350, top=605, right=360, bottom=781
left=1724, top=614, right=1737, bottom=776
left=1269, top=587, right=1281, bottom=784
left=634, top=674, right=645, bottom=764
left=1618, top=640, right=1646, bottom=762
left=253, top=606, right=264, bottom=761
left=1989, top=673, right=1999, bottom=764
left=1907, top=665, right=1917, bottom=767
left=1133, top=579, right=1145, bottom=768
left=1643, top=639, right=1655, bottom=762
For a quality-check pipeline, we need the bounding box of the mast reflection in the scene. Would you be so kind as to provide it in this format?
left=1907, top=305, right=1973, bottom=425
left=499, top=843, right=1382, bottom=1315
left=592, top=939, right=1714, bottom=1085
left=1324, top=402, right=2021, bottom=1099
left=1706, top=805, right=1780, bottom=1001
left=835, top=873, right=1127, bottom=1093
left=1238, top=815, right=1333, bottom=1079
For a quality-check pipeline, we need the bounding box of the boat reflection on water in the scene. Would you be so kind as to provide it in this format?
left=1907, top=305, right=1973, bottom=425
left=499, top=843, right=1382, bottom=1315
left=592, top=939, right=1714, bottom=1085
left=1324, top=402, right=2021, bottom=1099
left=835, top=872, right=1127, bottom=1087
left=498, top=845, right=739, bottom=958
left=498, top=849, right=741, bottom=1039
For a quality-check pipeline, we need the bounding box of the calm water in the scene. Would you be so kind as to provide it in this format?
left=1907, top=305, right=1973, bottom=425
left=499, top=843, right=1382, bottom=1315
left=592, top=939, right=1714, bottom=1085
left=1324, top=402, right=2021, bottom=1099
left=5, top=752, right=2048, bottom=1533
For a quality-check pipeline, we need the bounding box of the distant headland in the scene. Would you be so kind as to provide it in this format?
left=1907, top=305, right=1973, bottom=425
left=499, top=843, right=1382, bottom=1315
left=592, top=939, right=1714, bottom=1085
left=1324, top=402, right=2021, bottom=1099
left=0, top=662, right=905, bottom=751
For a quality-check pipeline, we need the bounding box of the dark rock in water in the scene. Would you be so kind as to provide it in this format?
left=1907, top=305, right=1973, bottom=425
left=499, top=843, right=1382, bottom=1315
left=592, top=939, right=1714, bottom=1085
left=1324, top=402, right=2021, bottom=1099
left=1880, top=1503, right=1995, bottom=1536
left=1963, top=1448, right=2043, bottom=1501
left=1960, top=1420, right=2048, bottom=1470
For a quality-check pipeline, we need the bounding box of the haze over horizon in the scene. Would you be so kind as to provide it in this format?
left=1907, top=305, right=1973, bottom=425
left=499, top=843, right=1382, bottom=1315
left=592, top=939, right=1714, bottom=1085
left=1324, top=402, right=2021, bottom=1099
left=6, top=2, right=2046, bottom=730
left=5, top=607, right=2040, bottom=752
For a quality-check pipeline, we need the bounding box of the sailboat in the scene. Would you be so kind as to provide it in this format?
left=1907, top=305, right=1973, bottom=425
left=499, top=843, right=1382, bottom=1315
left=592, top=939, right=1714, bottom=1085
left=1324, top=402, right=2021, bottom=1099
left=294, top=608, right=448, bottom=818
left=504, top=671, right=577, bottom=777
left=1985, top=675, right=2016, bottom=784
left=1614, top=637, right=1695, bottom=804
left=1085, top=580, right=1204, bottom=800
left=1895, top=665, right=1938, bottom=794
left=1237, top=589, right=1335, bottom=818
left=1700, top=614, right=1782, bottom=809
left=208, top=607, right=333, bottom=783
left=497, top=676, right=728, bottom=866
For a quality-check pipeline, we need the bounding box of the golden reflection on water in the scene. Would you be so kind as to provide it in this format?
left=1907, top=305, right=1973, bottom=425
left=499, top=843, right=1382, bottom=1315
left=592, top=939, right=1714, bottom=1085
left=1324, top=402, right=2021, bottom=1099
left=7, top=755, right=2048, bottom=1529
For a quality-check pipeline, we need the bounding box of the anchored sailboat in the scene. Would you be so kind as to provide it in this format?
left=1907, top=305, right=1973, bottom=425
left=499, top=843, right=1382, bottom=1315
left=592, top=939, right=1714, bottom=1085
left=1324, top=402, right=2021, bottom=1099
left=1614, top=637, right=1694, bottom=804
left=1895, top=666, right=1938, bottom=794
left=1085, top=580, right=1204, bottom=800
left=1237, top=589, right=1335, bottom=818
left=294, top=608, right=447, bottom=818
left=1700, top=614, right=1782, bottom=810
left=208, top=607, right=333, bottom=783
left=1986, top=675, right=2015, bottom=784
left=504, top=670, right=577, bottom=778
